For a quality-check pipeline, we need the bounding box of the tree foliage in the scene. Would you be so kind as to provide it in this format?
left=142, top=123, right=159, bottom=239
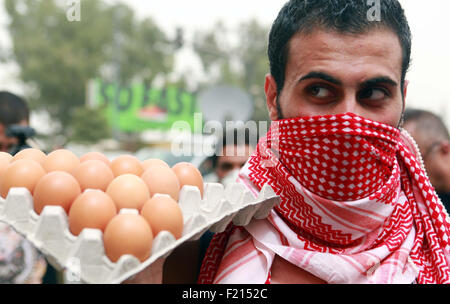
left=4, top=0, right=175, bottom=144
left=193, top=19, right=271, bottom=124
left=68, top=106, right=111, bottom=144
left=3, top=0, right=272, bottom=145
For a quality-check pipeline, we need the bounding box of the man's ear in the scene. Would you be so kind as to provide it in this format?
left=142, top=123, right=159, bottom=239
left=265, top=74, right=279, bottom=121
left=440, top=140, right=450, bottom=155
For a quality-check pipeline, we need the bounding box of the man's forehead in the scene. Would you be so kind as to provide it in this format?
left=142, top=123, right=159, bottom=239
left=286, top=28, right=403, bottom=81
left=221, top=144, right=253, bottom=157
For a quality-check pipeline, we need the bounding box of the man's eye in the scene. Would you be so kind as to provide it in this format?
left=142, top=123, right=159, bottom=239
left=359, top=88, right=388, bottom=101
left=308, top=86, right=333, bottom=98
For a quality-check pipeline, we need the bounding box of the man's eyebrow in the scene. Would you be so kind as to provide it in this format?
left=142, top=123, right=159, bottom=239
left=298, top=72, right=342, bottom=86
left=360, top=77, right=398, bottom=88
left=297, top=73, right=399, bottom=88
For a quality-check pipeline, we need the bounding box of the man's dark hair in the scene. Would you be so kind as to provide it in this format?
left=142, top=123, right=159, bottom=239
left=211, top=127, right=258, bottom=168
left=268, top=0, right=412, bottom=108
left=0, top=91, right=30, bottom=126
left=403, top=108, right=450, bottom=142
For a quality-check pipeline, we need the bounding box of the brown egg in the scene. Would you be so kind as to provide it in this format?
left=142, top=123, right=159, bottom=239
left=33, top=171, right=81, bottom=214
left=72, top=160, right=114, bottom=192
left=141, top=196, right=184, bottom=239
left=43, top=149, right=80, bottom=173
left=172, top=162, right=204, bottom=197
left=12, top=148, right=46, bottom=165
left=0, top=152, right=12, bottom=162
left=106, top=174, right=150, bottom=211
left=0, top=152, right=12, bottom=184
left=103, top=213, right=153, bottom=263
left=141, top=166, right=180, bottom=201
left=141, top=159, right=169, bottom=171
left=80, top=152, right=110, bottom=166
left=68, top=190, right=117, bottom=236
left=0, top=159, right=46, bottom=198
left=110, top=155, right=143, bottom=177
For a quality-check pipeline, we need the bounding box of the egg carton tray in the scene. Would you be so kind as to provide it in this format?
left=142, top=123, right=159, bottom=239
left=0, top=182, right=279, bottom=284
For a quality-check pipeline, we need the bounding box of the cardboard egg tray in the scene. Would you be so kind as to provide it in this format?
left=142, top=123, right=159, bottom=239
left=0, top=182, right=280, bottom=284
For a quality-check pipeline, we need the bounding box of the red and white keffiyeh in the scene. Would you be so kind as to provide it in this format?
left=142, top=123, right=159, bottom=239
left=198, top=113, right=450, bottom=284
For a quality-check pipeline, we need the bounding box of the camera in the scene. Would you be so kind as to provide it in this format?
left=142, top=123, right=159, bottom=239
left=6, top=125, right=38, bottom=156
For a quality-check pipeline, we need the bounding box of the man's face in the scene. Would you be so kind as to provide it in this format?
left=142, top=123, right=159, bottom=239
left=0, top=120, right=28, bottom=153
left=216, top=144, right=254, bottom=181
left=265, top=29, right=407, bottom=127
left=0, top=123, right=17, bottom=153
left=404, top=121, right=450, bottom=192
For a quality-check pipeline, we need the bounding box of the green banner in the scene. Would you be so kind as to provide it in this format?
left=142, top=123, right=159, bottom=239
left=90, top=79, right=201, bottom=133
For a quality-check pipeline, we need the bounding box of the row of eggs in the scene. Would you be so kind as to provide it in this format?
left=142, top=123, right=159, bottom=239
left=0, top=149, right=204, bottom=263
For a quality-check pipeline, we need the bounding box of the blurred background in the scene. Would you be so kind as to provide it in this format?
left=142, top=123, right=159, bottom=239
left=0, top=0, right=448, bottom=170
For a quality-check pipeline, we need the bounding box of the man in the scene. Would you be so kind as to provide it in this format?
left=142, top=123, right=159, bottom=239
left=403, top=109, right=450, bottom=211
left=196, top=0, right=450, bottom=284
left=130, top=0, right=450, bottom=284
left=0, top=91, right=52, bottom=284
left=0, top=91, right=29, bottom=153
left=203, top=128, right=256, bottom=185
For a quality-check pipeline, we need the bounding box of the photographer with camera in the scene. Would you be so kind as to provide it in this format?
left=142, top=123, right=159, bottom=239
left=0, top=91, right=55, bottom=284
left=0, top=91, right=40, bottom=155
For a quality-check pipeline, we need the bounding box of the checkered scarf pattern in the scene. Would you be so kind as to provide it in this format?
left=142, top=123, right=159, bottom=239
left=198, top=113, right=450, bottom=284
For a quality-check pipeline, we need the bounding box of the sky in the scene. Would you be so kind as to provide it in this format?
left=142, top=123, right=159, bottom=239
left=0, top=0, right=449, bottom=128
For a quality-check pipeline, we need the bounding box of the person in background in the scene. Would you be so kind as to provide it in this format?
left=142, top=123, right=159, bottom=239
left=0, top=91, right=55, bottom=284
left=203, top=127, right=257, bottom=186
left=403, top=108, right=450, bottom=210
